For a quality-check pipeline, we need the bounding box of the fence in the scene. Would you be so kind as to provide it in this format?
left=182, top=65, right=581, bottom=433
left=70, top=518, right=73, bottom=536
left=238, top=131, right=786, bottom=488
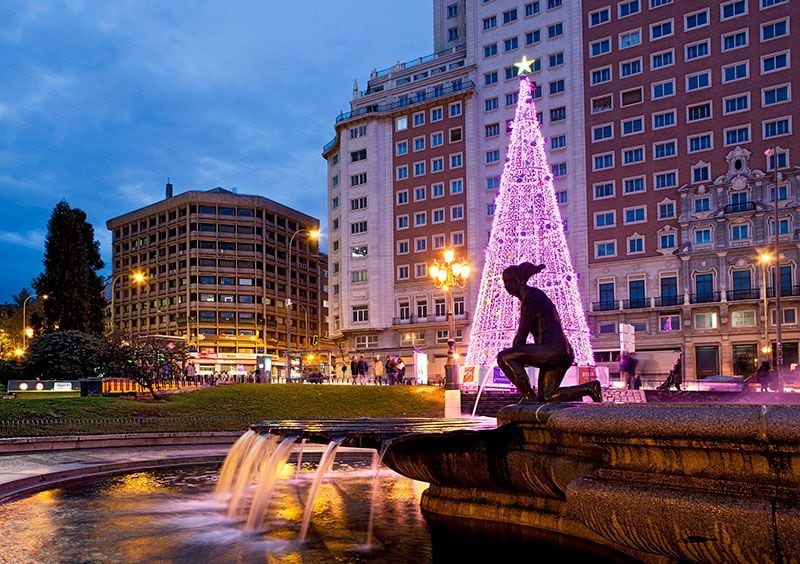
left=101, top=378, right=204, bottom=395
left=0, top=416, right=256, bottom=438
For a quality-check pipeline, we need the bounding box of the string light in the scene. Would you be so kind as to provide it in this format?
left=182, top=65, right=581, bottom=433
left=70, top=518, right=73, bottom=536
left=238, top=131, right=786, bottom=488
left=465, top=75, right=595, bottom=368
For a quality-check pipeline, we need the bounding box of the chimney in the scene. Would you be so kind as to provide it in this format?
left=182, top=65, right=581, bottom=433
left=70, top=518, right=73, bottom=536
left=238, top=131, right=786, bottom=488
left=165, top=178, right=174, bottom=199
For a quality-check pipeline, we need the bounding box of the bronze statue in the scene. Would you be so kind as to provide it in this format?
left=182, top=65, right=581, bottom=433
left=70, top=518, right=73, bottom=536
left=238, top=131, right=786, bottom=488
left=497, top=262, right=602, bottom=403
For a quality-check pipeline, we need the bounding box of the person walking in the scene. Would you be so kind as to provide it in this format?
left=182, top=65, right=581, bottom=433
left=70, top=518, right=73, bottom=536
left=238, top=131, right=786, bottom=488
left=350, top=356, right=359, bottom=385
left=757, top=361, right=771, bottom=392
left=373, top=355, right=385, bottom=385
left=357, top=355, right=369, bottom=385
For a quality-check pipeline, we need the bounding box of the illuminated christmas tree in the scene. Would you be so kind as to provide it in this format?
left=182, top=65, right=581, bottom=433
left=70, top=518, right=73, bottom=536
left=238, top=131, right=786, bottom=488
left=465, top=69, right=594, bottom=369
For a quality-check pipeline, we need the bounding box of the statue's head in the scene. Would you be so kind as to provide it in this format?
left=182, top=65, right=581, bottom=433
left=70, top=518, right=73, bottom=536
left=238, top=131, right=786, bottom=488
left=502, top=262, right=545, bottom=296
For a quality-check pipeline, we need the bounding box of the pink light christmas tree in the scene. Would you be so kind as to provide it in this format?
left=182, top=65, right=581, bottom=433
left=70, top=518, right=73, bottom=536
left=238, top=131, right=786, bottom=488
left=465, top=72, right=594, bottom=369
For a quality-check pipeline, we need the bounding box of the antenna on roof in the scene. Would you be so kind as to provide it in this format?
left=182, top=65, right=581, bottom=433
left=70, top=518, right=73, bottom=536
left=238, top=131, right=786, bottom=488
left=165, top=177, right=174, bottom=199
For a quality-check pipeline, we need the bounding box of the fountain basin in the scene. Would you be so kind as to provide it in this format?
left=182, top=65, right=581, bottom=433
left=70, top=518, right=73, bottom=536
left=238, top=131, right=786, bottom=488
left=382, top=403, right=800, bottom=562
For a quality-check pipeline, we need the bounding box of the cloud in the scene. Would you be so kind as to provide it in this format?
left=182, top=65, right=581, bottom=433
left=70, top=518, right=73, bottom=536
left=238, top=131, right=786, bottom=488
left=0, top=229, right=46, bottom=250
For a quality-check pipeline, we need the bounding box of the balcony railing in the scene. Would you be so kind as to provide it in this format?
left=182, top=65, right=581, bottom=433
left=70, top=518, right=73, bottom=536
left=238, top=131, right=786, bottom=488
left=766, top=285, right=800, bottom=298
left=728, top=288, right=760, bottom=300
left=392, top=313, right=470, bottom=326
left=593, top=300, right=619, bottom=311
left=655, top=295, right=684, bottom=306
left=623, top=298, right=649, bottom=310
left=336, top=80, right=475, bottom=123
left=689, top=291, right=721, bottom=304
left=723, top=201, right=757, bottom=214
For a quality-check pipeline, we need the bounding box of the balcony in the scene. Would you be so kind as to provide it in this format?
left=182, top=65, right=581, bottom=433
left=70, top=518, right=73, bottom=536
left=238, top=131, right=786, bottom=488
left=592, top=300, right=619, bottom=312
left=392, top=313, right=470, bottom=326
left=723, top=201, right=756, bottom=214
left=623, top=298, right=649, bottom=310
left=689, top=291, right=721, bottom=304
left=767, top=285, right=800, bottom=298
left=728, top=288, right=760, bottom=301
left=655, top=295, right=684, bottom=307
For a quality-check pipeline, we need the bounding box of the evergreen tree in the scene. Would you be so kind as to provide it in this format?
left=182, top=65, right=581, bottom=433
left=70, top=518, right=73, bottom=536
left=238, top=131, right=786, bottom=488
left=34, top=201, right=106, bottom=335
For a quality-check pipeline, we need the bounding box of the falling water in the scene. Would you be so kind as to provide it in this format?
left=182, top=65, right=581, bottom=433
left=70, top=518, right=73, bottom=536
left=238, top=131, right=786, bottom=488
left=227, top=434, right=280, bottom=517
left=472, top=367, right=493, bottom=417
left=215, top=429, right=257, bottom=496
left=364, top=442, right=390, bottom=548
left=245, top=435, right=298, bottom=531
left=298, top=438, right=346, bottom=542
left=294, top=438, right=308, bottom=479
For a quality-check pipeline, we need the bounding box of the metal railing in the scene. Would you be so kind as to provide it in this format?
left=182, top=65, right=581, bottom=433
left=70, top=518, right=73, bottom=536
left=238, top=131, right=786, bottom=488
left=592, top=300, right=619, bottom=311
left=655, top=295, right=684, bottom=306
left=0, top=416, right=255, bottom=438
left=689, top=291, right=721, bottom=304
left=623, top=298, right=649, bottom=310
left=728, top=288, right=760, bottom=300
left=372, top=44, right=467, bottom=79
left=724, top=201, right=756, bottom=214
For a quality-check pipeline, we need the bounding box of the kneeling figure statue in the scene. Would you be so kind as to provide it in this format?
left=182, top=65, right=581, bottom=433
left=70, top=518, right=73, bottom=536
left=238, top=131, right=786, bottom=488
left=497, top=262, right=602, bottom=403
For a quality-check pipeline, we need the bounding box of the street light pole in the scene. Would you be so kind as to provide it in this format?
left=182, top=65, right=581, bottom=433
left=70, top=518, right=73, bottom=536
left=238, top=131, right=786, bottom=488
left=429, top=249, right=470, bottom=390
left=285, top=228, right=319, bottom=382
left=766, top=147, right=784, bottom=392
left=760, top=253, right=771, bottom=362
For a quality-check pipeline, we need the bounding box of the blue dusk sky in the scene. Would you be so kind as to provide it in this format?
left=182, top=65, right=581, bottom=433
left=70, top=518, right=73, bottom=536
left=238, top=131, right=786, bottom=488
left=0, top=1, right=432, bottom=302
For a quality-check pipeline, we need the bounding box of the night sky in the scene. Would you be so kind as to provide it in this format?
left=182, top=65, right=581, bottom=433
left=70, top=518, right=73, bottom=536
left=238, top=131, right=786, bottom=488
left=0, top=0, right=431, bottom=301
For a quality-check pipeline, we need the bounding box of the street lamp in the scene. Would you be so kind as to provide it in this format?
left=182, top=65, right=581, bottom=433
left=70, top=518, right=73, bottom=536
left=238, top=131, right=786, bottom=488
left=22, top=294, right=48, bottom=349
left=109, top=271, right=147, bottom=333
left=765, top=146, right=783, bottom=391
left=759, top=252, right=773, bottom=360
left=429, top=249, right=470, bottom=389
left=285, top=228, right=319, bottom=381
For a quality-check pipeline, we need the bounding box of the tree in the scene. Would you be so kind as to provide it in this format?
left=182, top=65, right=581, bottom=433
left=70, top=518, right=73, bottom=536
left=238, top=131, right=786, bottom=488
left=465, top=74, right=594, bottom=370
left=97, top=335, right=188, bottom=399
left=23, top=330, right=102, bottom=380
left=34, top=201, right=106, bottom=335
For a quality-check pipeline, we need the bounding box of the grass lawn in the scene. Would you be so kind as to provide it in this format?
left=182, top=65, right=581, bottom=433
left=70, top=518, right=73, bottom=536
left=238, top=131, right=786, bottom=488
left=0, top=384, right=446, bottom=437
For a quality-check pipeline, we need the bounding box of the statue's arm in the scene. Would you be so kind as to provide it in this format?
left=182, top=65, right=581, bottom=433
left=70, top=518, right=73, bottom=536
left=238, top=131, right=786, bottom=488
left=512, top=300, right=534, bottom=346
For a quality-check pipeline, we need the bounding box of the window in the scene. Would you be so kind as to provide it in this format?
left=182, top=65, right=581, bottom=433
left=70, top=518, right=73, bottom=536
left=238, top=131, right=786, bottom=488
left=352, top=270, right=368, bottom=283
left=451, top=205, right=464, bottom=221
left=659, top=232, right=677, bottom=249
left=430, top=107, right=443, bottom=122
left=684, top=9, right=709, bottom=30
left=351, top=125, right=367, bottom=137
left=763, top=85, right=790, bottom=106
left=660, top=314, right=681, bottom=331
left=594, top=182, right=615, bottom=199
left=653, top=110, right=676, bottom=129
left=350, top=196, right=368, bottom=210
left=764, top=117, right=791, bottom=138
left=593, top=124, right=613, bottom=142
left=590, top=38, right=611, bottom=57
left=413, top=137, right=425, bottom=152
left=550, top=134, right=567, bottom=149
left=396, top=190, right=408, bottom=205
left=552, top=163, right=567, bottom=177
left=619, top=30, right=641, bottom=49
left=395, top=118, right=407, bottom=132
left=694, top=198, right=709, bottom=214
left=549, top=52, right=564, bottom=68
left=556, top=190, right=567, bottom=204
left=651, top=49, right=674, bottom=69
left=594, top=153, right=614, bottom=170
left=650, top=19, right=673, bottom=39
left=548, top=0, right=563, bottom=8
left=624, top=207, right=646, bottom=224
left=451, top=231, right=464, bottom=246
left=397, top=240, right=409, bottom=254
left=547, top=22, right=563, bottom=38
left=596, top=241, right=617, bottom=258
left=723, top=62, right=748, bottom=82
left=483, top=16, right=497, bottom=30
left=731, top=310, right=756, bottom=328
left=350, top=149, right=367, bottom=162
left=447, top=26, right=459, bottom=41
left=449, top=128, right=462, bottom=143
left=432, top=183, right=445, bottom=198
left=590, top=8, right=610, bottom=27
left=761, top=0, right=788, bottom=7
left=526, top=30, right=541, bottom=45
left=449, top=102, right=462, bottom=117
left=688, top=133, right=713, bottom=153
left=485, top=123, right=500, bottom=137
left=620, top=58, right=642, bottom=77
left=351, top=221, right=368, bottom=234
left=487, top=176, right=501, bottom=190
left=447, top=3, right=458, bottom=17
left=761, top=52, right=789, bottom=74
left=549, top=79, right=565, bottom=95
left=618, top=0, right=640, bottom=18
left=413, top=212, right=426, bottom=229
left=685, top=40, right=710, bottom=61
left=432, top=208, right=445, bottom=223
left=431, top=132, right=444, bottom=147
left=351, top=306, right=368, bottom=323
left=693, top=165, right=710, bottom=183
left=503, top=9, right=518, bottom=24
left=396, top=166, right=408, bottom=181
left=591, top=67, right=612, bottom=85
left=485, top=97, right=499, bottom=111
left=654, top=140, right=677, bottom=159
left=621, top=88, right=643, bottom=106
left=762, top=19, right=788, bottom=41
left=450, top=179, right=464, bottom=194
left=628, top=235, right=644, bottom=255
left=731, top=224, right=750, bottom=240
left=624, top=177, right=645, bottom=194
left=396, top=215, right=409, bottom=230
left=694, top=313, right=718, bottom=329
left=722, top=29, right=748, bottom=51
left=622, top=117, right=644, bottom=136
left=504, top=37, right=519, bottom=52
left=724, top=126, right=750, bottom=146
left=724, top=93, right=750, bottom=114
left=722, top=0, right=747, bottom=19
left=594, top=211, right=616, bottom=228
left=431, top=157, right=444, bottom=172
left=396, top=141, right=408, bottom=156
left=687, top=103, right=712, bottom=122
left=350, top=172, right=367, bottom=186
left=592, top=95, right=613, bottom=114
left=413, top=112, right=425, bottom=127
left=695, top=228, right=712, bottom=245
left=653, top=170, right=678, bottom=190
left=506, top=92, right=520, bottom=106
left=414, top=238, right=427, bottom=253
left=651, top=0, right=673, bottom=7
left=623, top=147, right=644, bottom=164
left=686, top=71, right=710, bottom=91
left=486, top=150, right=500, bottom=163
left=484, top=71, right=498, bottom=86
left=484, top=43, right=498, bottom=58
left=550, top=106, right=566, bottom=121
left=658, top=201, right=675, bottom=219
left=413, top=186, right=426, bottom=202
left=413, top=162, right=426, bottom=176
left=526, top=2, right=541, bottom=16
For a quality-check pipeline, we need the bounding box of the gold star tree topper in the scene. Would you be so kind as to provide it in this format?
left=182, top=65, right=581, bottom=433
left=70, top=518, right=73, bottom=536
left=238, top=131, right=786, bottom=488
left=514, top=55, right=536, bottom=75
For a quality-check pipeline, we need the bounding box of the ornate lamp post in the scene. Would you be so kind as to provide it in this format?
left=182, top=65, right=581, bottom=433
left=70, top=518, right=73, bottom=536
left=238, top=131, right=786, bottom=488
left=759, top=252, right=773, bottom=362
left=22, top=294, right=48, bottom=349
left=285, top=228, right=319, bottom=381
left=765, top=147, right=783, bottom=392
left=429, top=249, right=469, bottom=389
left=109, top=271, right=147, bottom=334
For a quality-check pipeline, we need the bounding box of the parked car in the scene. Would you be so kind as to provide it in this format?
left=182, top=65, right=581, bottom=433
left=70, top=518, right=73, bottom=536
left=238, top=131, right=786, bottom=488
left=305, top=372, right=326, bottom=384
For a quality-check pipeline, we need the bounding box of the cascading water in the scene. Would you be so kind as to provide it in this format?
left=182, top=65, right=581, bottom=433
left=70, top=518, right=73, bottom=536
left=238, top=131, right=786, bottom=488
left=215, top=429, right=257, bottom=496
left=299, top=438, right=346, bottom=542
left=227, top=433, right=279, bottom=517
left=245, top=435, right=298, bottom=531
left=365, top=443, right=390, bottom=548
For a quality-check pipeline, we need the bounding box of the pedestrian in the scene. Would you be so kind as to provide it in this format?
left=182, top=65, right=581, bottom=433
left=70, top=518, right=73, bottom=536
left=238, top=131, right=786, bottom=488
left=350, top=356, right=359, bottom=385
left=357, top=355, right=369, bottom=385
left=757, top=361, right=771, bottom=392
left=671, top=357, right=683, bottom=391
left=397, top=358, right=408, bottom=384
left=385, top=355, right=396, bottom=385
left=633, top=374, right=641, bottom=390
left=373, top=355, right=385, bottom=385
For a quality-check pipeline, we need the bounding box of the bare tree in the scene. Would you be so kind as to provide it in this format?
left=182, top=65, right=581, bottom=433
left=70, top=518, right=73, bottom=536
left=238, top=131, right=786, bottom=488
left=98, top=334, right=188, bottom=399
